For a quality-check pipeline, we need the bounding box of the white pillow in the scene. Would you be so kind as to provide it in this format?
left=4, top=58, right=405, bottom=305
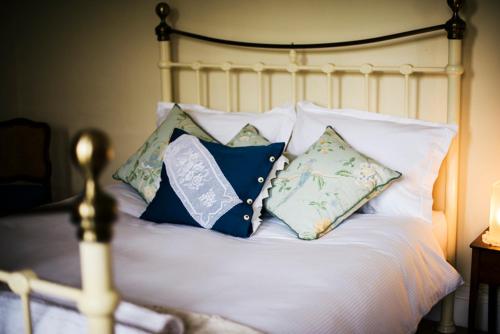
left=156, top=102, right=296, bottom=145
left=290, top=101, right=457, bottom=223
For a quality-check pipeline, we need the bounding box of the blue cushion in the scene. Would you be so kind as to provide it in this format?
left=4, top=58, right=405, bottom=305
left=141, top=128, right=285, bottom=238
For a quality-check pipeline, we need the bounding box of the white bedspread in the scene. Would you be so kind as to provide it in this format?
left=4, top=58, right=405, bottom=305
left=0, top=184, right=462, bottom=334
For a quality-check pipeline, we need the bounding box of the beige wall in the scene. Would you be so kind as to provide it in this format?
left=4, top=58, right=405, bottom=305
left=459, top=0, right=500, bottom=279
left=1, top=0, right=161, bottom=199
left=2, top=0, right=500, bottom=327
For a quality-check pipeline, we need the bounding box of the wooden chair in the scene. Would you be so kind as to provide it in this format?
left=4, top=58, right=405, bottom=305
left=0, top=118, right=51, bottom=215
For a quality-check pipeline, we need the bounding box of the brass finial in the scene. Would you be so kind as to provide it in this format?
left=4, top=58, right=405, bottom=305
left=155, top=2, right=171, bottom=41
left=71, top=129, right=116, bottom=242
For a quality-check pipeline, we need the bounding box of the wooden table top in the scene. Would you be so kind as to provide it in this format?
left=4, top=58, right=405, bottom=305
left=470, top=228, right=500, bottom=252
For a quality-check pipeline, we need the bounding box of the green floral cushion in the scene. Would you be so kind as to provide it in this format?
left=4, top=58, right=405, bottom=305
left=226, top=124, right=270, bottom=146
left=113, top=105, right=216, bottom=202
left=265, top=126, right=401, bottom=240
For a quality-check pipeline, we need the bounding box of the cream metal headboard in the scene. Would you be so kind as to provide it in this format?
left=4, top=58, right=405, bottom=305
left=155, top=0, right=464, bottom=260
left=155, top=1, right=465, bottom=332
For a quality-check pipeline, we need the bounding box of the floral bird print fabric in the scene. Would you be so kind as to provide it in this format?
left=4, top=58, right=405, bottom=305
left=265, top=126, right=402, bottom=240
left=113, top=104, right=217, bottom=202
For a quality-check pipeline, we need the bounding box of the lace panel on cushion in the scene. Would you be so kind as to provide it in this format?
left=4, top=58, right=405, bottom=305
left=164, top=134, right=242, bottom=229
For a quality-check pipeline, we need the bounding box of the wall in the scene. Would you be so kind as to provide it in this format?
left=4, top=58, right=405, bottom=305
left=2, top=0, right=500, bottom=329
left=0, top=2, right=19, bottom=117
left=454, top=1, right=500, bottom=329
left=1, top=0, right=161, bottom=199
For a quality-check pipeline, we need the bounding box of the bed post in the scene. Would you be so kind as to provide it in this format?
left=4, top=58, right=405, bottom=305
left=156, top=3, right=173, bottom=102
left=439, top=0, right=465, bottom=333
left=71, top=130, right=119, bottom=334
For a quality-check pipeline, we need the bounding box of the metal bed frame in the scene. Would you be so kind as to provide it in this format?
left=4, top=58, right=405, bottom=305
left=0, top=0, right=465, bottom=333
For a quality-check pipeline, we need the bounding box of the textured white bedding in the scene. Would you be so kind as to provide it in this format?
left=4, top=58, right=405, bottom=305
left=109, top=183, right=450, bottom=254
left=0, top=184, right=462, bottom=334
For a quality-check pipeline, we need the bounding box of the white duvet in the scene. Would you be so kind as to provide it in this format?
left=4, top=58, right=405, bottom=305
left=0, top=184, right=462, bottom=334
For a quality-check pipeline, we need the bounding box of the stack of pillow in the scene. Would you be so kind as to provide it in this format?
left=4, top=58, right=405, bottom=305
left=113, top=101, right=456, bottom=240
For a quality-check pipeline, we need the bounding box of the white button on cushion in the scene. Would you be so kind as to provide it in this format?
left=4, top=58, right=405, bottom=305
left=246, top=198, right=253, bottom=205
left=269, top=156, right=276, bottom=162
left=243, top=214, right=250, bottom=221
left=257, top=177, right=264, bottom=183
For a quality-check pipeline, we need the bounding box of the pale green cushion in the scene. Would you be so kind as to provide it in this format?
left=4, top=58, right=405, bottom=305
left=226, top=124, right=270, bottom=146
left=265, top=126, right=401, bottom=240
left=113, top=105, right=216, bottom=202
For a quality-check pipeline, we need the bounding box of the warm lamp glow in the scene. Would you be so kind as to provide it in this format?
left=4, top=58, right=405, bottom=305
left=482, top=181, right=500, bottom=246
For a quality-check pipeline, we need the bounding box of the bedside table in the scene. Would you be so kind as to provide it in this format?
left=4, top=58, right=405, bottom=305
left=469, top=228, right=500, bottom=333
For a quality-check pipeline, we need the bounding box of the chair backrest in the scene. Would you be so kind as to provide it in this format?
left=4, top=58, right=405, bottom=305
left=0, top=118, right=51, bottom=186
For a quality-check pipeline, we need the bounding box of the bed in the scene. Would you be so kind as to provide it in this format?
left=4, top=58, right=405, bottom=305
left=0, top=183, right=461, bottom=334
left=0, top=1, right=466, bottom=333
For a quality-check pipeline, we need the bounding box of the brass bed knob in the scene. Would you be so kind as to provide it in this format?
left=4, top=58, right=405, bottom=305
left=71, top=129, right=117, bottom=243
left=155, top=2, right=171, bottom=41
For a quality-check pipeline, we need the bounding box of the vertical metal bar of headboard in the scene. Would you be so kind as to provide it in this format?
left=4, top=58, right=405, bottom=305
left=258, top=71, right=264, bottom=112
left=334, top=75, right=340, bottom=109
left=322, top=64, right=335, bottom=109
left=400, top=64, right=414, bottom=118
left=364, top=74, right=370, bottom=111
left=438, top=1, right=465, bottom=333
left=223, top=62, right=232, bottom=112
left=254, top=62, right=265, bottom=112
left=442, top=48, right=463, bottom=334
left=156, top=3, right=173, bottom=102
left=444, top=39, right=463, bottom=266
left=196, top=70, right=201, bottom=104
left=439, top=38, right=464, bottom=334
left=288, top=50, right=298, bottom=104
left=159, top=42, right=173, bottom=102
left=327, top=73, right=333, bottom=109
left=360, top=64, right=373, bottom=111
left=404, top=75, right=410, bottom=116
left=193, top=63, right=202, bottom=105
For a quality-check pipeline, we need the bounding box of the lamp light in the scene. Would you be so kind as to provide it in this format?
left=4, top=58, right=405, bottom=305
left=482, top=180, right=500, bottom=246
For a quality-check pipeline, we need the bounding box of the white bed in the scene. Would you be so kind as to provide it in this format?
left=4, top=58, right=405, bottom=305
left=0, top=184, right=462, bottom=334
